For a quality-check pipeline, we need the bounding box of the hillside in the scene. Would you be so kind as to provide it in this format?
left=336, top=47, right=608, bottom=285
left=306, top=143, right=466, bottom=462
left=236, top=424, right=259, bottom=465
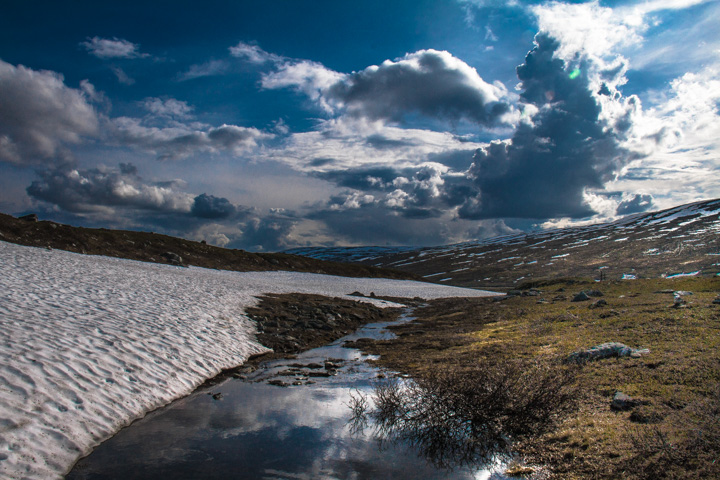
left=287, top=198, right=720, bottom=288
left=0, top=213, right=419, bottom=281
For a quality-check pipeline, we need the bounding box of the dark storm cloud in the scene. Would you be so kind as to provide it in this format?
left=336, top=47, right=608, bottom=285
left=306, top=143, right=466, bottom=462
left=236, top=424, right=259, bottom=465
left=191, top=193, right=237, bottom=219
left=616, top=194, right=654, bottom=215
left=233, top=215, right=297, bottom=252
left=457, top=33, right=643, bottom=220
left=310, top=206, right=450, bottom=246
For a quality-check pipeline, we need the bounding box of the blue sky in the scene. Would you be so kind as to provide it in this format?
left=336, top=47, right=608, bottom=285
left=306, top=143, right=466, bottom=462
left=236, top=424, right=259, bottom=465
left=1, top=0, right=718, bottom=250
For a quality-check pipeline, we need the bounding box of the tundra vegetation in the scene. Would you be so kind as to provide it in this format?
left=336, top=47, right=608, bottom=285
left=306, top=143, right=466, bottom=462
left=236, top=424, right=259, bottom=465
left=356, top=277, right=720, bottom=479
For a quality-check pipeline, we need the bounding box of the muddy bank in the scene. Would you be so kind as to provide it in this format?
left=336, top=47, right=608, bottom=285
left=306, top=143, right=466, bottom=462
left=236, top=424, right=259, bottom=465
left=200, top=293, right=414, bottom=387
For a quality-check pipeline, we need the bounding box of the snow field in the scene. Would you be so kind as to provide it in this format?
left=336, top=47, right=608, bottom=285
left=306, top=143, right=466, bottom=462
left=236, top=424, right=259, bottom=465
left=0, top=241, right=497, bottom=479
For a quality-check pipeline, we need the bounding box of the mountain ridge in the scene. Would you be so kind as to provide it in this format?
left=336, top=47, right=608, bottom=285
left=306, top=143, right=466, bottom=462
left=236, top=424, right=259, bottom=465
left=286, top=198, right=720, bottom=288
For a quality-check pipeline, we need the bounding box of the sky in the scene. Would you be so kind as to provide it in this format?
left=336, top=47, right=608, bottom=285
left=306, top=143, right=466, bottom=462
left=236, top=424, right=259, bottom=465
left=0, top=0, right=718, bottom=251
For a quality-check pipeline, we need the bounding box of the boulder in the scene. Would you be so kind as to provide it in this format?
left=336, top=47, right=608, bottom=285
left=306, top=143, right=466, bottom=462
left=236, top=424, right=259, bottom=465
left=712, top=296, right=720, bottom=305
left=611, top=392, right=636, bottom=411
left=161, top=251, right=184, bottom=266
left=567, top=342, right=650, bottom=364
left=571, top=291, right=590, bottom=302
left=588, top=299, right=608, bottom=309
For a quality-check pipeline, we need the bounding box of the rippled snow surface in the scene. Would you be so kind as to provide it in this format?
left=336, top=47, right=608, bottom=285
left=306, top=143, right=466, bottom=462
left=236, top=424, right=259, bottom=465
left=0, top=241, right=497, bottom=479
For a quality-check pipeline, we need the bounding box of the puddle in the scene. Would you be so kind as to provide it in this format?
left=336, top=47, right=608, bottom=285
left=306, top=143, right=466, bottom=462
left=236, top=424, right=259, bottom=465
left=68, top=310, right=512, bottom=479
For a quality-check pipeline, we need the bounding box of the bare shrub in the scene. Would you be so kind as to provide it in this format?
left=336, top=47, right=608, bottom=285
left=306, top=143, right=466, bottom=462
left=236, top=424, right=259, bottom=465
left=350, top=359, right=578, bottom=469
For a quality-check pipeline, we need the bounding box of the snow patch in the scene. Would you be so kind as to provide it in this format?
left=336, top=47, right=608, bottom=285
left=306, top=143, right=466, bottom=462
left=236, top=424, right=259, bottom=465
left=0, top=241, right=498, bottom=479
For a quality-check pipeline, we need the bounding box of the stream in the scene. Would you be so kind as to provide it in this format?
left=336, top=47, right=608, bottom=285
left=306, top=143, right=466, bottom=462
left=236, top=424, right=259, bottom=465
left=68, top=309, right=512, bottom=479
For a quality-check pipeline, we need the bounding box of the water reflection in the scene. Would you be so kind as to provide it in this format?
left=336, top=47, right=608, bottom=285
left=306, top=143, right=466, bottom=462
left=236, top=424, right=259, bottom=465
left=68, top=313, right=512, bottom=480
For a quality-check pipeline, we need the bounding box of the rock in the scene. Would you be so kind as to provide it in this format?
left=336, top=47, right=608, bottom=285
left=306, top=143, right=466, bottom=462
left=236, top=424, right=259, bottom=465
left=672, top=294, right=686, bottom=308
left=673, top=291, right=693, bottom=296
left=161, top=252, right=183, bottom=266
left=713, top=296, right=720, bottom=305
left=268, top=379, right=289, bottom=387
left=611, top=391, right=637, bottom=411
left=324, top=360, right=341, bottom=370
left=599, top=309, right=620, bottom=318
left=566, top=342, right=650, bottom=363
left=212, top=392, right=223, bottom=400
left=584, top=289, right=604, bottom=297
left=571, top=291, right=591, bottom=302
left=19, top=213, right=38, bottom=222
left=588, top=299, right=608, bottom=309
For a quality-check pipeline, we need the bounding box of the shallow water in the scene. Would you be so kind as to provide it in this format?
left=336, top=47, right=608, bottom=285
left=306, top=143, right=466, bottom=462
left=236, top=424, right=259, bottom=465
left=68, top=311, right=511, bottom=480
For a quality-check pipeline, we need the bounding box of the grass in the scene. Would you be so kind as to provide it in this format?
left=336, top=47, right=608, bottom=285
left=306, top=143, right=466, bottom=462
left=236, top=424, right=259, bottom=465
left=360, top=276, right=720, bottom=478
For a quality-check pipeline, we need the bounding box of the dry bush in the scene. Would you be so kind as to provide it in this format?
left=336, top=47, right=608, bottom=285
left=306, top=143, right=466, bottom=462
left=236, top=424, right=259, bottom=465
left=350, top=359, right=578, bottom=469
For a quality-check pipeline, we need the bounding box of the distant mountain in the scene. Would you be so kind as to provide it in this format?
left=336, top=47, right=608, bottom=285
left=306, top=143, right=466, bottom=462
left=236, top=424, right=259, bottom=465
left=287, top=199, right=720, bottom=288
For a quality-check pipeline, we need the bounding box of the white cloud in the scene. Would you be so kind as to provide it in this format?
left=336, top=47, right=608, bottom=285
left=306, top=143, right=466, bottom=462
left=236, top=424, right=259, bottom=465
left=261, top=60, right=345, bottom=112
left=262, top=117, right=484, bottom=173
left=111, top=117, right=272, bottom=160
left=261, top=49, right=512, bottom=126
left=229, top=42, right=284, bottom=64
left=112, top=66, right=135, bottom=85
left=80, top=37, right=149, bottom=59
left=141, top=97, right=193, bottom=119
left=0, top=60, right=99, bottom=166
left=532, top=1, right=642, bottom=61
left=177, top=60, right=229, bottom=81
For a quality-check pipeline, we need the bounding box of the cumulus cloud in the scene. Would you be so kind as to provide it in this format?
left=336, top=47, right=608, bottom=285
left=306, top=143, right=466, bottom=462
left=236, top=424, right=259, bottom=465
left=0, top=60, right=99, bottom=166
left=456, top=32, right=644, bottom=220
left=26, top=163, right=195, bottom=214
left=261, top=49, right=511, bottom=126
left=191, top=193, right=237, bottom=219
left=237, top=214, right=297, bottom=251
left=111, top=117, right=272, bottom=160
left=80, top=37, right=149, bottom=59
left=326, top=49, right=511, bottom=126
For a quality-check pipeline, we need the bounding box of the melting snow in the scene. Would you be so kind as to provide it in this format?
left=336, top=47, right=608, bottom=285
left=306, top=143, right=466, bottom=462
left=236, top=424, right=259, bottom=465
left=0, top=241, right=498, bottom=479
left=664, top=271, right=701, bottom=279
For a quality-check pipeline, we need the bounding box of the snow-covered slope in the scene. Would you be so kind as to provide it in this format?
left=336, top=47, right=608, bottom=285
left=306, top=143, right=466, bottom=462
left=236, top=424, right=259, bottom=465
left=0, top=241, right=497, bottom=479
left=288, top=198, right=720, bottom=287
